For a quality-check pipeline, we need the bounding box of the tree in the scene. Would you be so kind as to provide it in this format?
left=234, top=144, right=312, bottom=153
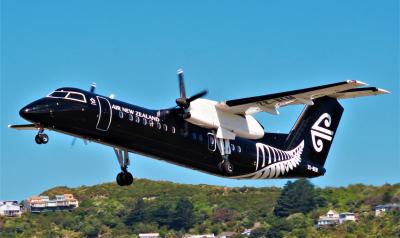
left=151, top=203, right=174, bottom=227
left=125, top=199, right=146, bottom=226
left=274, top=179, right=324, bottom=217
left=170, top=197, right=195, bottom=230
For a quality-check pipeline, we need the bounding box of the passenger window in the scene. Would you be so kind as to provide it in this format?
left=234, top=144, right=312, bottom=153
left=129, top=114, right=134, bottom=121
left=199, top=134, right=203, bottom=142
left=143, top=118, right=147, bottom=126
left=66, top=92, right=86, bottom=102
left=172, top=126, right=176, bottom=134
left=135, top=116, right=140, bottom=123
left=237, top=146, right=242, bottom=153
left=231, top=144, right=235, bottom=151
left=163, top=124, right=168, bottom=131
left=119, top=111, right=124, bottom=118
left=192, top=133, right=197, bottom=140
left=157, top=122, right=162, bottom=130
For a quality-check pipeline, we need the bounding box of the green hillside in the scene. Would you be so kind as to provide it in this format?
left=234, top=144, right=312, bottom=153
left=1, top=179, right=399, bottom=238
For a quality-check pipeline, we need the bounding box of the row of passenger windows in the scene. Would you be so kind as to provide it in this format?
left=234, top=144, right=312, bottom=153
left=117, top=111, right=242, bottom=153
left=118, top=111, right=175, bottom=133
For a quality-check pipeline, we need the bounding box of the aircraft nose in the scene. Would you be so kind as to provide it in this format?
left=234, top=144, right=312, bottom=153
left=19, top=99, right=54, bottom=123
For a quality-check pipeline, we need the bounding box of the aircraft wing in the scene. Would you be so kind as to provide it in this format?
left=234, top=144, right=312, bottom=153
left=216, top=80, right=388, bottom=115
left=8, top=124, right=39, bottom=130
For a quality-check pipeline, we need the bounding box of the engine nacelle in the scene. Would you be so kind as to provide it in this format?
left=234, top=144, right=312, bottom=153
left=186, top=99, right=265, bottom=139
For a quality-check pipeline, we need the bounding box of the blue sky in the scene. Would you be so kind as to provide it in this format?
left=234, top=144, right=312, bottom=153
left=1, top=0, right=399, bottom=201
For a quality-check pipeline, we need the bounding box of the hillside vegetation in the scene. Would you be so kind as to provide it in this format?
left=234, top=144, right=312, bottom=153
left=1, top=179, right=399, bottom=238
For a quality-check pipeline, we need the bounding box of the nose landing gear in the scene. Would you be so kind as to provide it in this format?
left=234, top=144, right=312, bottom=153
left=216, top=138, right=234, bottom=175
left=35, top=129, right=49, bottom=144
left=113, top=148, right=133, bottom=186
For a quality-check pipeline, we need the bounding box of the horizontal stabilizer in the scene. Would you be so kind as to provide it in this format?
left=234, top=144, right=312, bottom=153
left=8, top=124, right=38, bottom=130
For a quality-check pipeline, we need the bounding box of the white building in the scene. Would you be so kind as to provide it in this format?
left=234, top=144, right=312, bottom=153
left=0, top=201, right=22, bottom=217
left=138, top=233, right=160, bottom=238
left=317, top=210, right=357, bottom=227
left=339, top=212, right=356, bottom=224
left=317, top=210, right=339, bottom=226
left=185, top=234, right=215, bottom=238
left=375, top=203, right=400, bottom=216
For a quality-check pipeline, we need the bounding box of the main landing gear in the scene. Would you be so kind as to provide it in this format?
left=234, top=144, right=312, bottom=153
left=35, top=129, right=49, bottom=144
left=114, top=148, right=133, bottom=186
left=216, top=138, right=234, bottom=175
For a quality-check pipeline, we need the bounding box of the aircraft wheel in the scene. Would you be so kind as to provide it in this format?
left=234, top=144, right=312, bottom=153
left=40, top=134, right=49, bottom=144
left=116, top=172, right=125, bottom=186
left=223, top=160, right=234, bottom=174
left=125, top=172, right=133, bottom=186
left=217, top=162, right=223, bottom=172
left=116, top=172, right=133, bottom=186
left=35, top=135, right=42, bottom=144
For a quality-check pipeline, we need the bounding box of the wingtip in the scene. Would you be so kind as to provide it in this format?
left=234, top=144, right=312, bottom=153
left=378, top=88, right=390, bottom=94
left=347, top=80, right=368, bottom=87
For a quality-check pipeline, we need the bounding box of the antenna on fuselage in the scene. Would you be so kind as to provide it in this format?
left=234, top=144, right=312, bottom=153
left=90, top=83, right=96, bottom=93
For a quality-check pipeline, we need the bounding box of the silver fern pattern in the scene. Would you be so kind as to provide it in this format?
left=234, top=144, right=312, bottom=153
left=232, top=140, right=304, bottom=179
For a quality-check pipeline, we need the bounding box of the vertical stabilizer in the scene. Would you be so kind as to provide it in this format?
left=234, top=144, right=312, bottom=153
left=285, top=97, right=344, bottom=167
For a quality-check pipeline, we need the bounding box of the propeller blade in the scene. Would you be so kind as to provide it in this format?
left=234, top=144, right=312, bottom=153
left=71, top=137, right=77, bottom=147
left=188, top=90, right=208, bottom=103
left=90, top=83, right=96, bottom=93
left=177, top=68, right=186, bottom=98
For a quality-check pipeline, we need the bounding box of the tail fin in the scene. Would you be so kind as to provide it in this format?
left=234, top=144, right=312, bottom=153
left=285, top=97, right=344, bottom=167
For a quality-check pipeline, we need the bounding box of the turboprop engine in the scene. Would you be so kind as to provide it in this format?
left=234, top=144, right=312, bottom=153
left=186, top=98, right=265, bottom=140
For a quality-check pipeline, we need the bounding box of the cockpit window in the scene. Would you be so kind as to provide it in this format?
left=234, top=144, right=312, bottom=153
left=66, top=92, right=86, bottom=103
left=47, top=91, right=87, bottom=103
left=48, top=91, right=68, bottom=98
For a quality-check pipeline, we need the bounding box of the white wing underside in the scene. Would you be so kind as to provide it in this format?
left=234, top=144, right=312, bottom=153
left=216, top=80, right=389, bottom=115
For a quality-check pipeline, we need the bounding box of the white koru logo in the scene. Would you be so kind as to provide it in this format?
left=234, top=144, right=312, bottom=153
left=90, top=98, right=97, bottom=105
left=311, top=113, right=334, bottom=152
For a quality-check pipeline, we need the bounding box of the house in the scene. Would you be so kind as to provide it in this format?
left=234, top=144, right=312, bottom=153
left=25, top=194, right=79, bottom=213
left=339, top=212, right=356, bottom=224
left=317, top=210, right=357, bottom=227
left=184, top=234, right=215, bottom=238
left=63, top=194, right=79, bottom=207
left=0, top=201, right=22, bottom=217
left=138, top=233, right=160, bottom=238
left=375, top=203, right=400, bottom=216
left=317, top=210, right=339, bottom=227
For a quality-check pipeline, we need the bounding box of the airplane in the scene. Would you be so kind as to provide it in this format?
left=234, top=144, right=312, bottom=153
left=9, top=69, right=389, bottom=186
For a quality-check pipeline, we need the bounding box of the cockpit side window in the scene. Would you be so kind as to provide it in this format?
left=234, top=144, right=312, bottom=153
left=66, top=92, right=87, bottom=103
left=48, top=91, right=68, bottom=98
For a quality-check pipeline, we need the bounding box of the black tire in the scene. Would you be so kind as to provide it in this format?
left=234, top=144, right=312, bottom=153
left=125, top=172, right=134, bottom=185
left=40, top=134, right=49, bottom=144
left=35, top=135, right=42, bottom=144
left=217, top=162, right=224, bottom=172
left=116, top=172, right=125, bottom=186
left=223, top=161, right=234, bottom=174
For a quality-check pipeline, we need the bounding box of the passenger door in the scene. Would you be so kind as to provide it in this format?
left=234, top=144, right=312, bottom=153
left=96, top=96, right=112, bottom=131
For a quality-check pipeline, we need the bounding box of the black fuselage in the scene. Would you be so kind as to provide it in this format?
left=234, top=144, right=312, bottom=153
left=19, top=87, right=326, bottom=179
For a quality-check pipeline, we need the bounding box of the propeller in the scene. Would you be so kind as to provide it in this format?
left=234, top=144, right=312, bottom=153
left=175, top=68, right=208, bottom=110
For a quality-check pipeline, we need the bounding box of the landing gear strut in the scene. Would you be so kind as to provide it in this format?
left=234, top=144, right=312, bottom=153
left=216, top=138, right=234, bottom=175
left=35, top=129, right=49, bottom=144
left=114, top=148, right=133, bottom=186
